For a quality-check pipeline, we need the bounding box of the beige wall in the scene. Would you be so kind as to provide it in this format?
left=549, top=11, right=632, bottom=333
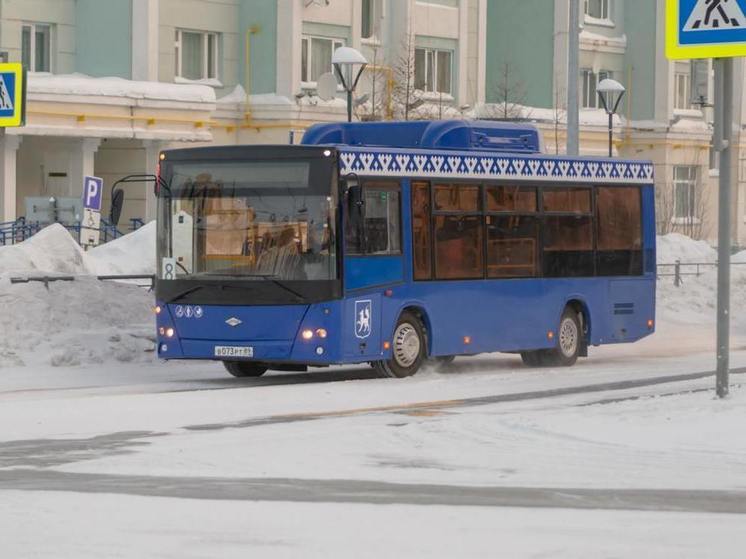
left=0, top=0, right=77, bottom=73
left=158, top=0, right=240, bottom=94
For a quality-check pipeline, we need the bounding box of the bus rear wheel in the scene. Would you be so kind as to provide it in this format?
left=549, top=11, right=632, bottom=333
left=374, top=312, right=426, bottom=378
left=521, top=308, right=582, bottom=368
left=223, top=361, right=268, bottom=378
left=543, top=308, right=582, bottom=367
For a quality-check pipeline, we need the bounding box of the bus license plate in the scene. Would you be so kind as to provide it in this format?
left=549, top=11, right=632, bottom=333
left=214, top=346, right=253, bottom=358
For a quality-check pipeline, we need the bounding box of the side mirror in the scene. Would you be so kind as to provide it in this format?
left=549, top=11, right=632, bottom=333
left=110, top=189, right=125, bottom=226
left=344, top=175, right=364, bottom=220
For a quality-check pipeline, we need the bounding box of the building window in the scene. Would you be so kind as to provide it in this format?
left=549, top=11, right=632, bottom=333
left=22, top=23, right=51, bottom=72
left=414, top=48, right=453, bottom=95
left=585, top=0, right=610, bottom=19
left=175, top=30, right=219, bottom=81
left=361, top=0, right=382, bottom=41
left=301, top=36, right=345, bottom=84
left=675, top=71, right=692, bottom=110
left=581, top=69, right=613, bottom=109
left=673, top=166, right=698, bottom=220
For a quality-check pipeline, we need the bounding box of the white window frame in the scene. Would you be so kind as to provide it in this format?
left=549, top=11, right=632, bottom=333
left=673, top=166, right=699, bottom=222
left=584, top=0, right=611, bottom=20
left=301, top=35, right=345, bottom=87
left=414, top=47, right=454, bottom=95
left=581, top=69, right=613, bottom=109
left=22, top=22, right=53, bottom=73
left=174, top=29, right=219, bottom=82
left=361, top=0, right=384, bottom=43
left=674, top=71, right=692, bottom=110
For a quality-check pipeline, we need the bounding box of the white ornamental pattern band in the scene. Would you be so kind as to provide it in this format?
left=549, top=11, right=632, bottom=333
left=339, top=151, right=654, bottom=184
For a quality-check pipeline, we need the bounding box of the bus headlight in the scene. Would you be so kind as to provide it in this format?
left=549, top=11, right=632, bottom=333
left=316, top=329, right=328, bottom=339
left=165, top=328, right=175, bottom=338
left=302, top=329, right=314, bottom=340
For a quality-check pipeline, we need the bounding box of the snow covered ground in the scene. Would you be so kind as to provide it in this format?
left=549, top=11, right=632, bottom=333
left=1, top=226, right=746, bottom=557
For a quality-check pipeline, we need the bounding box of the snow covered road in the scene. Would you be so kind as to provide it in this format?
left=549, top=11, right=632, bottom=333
left=3, top=226, right=746, bottom=557
left=2, top=341, right=746, bottom=557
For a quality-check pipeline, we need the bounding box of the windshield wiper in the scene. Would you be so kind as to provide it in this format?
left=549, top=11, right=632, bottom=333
left=185, top=273, right=306, bottom=302
left=165, top=285, right=206, bottom=302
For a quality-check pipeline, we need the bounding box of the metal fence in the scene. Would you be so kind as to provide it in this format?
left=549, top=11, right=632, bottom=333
left=658, top=260, right=746, bottom=286
left=0, top=217, right=145, bottom=246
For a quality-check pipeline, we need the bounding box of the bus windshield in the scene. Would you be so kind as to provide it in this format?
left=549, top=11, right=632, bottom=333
left=157, top=158, right=337, bottom=283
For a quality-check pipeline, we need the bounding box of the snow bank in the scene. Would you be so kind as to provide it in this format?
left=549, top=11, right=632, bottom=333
left=0, top=224, right=89, bottom=275
left=87, top=222, right=156, bottom=276
left=656, top=233, right=717, bottom=264
left=29, top=73, right=216, bottom=104
left=0, top=225, right=155, bottom=368
left=656, top=233, right=746, bottom=329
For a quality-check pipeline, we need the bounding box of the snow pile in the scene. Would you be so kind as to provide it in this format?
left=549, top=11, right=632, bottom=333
left=87, top=222, right=156, bottom=276
left=0, top=225, right=155, bottom=368
left=29, top=73, right=216, bottom=104
left=0, top=224, right=89, bottom=275
left=657, top=233, right=717, bottom=264
left=656, top=233, right=746, bottom=329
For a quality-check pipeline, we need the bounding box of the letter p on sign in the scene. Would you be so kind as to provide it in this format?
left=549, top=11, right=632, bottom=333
left=83, top=176, right=104, bottom=211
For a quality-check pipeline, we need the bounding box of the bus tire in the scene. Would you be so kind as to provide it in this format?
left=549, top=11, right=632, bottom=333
left=520, top=351, right=543, bottom=367
left=223, top=361, right=268, bottom=378
left=543, top=308, right=582, bottom=367
left=374, top=312, right=426, bottom=378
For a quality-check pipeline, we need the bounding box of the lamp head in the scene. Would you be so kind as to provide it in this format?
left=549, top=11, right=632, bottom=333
left=596, top=78, right=626, bottom=114
left=332, top=47, right=368, bottom=91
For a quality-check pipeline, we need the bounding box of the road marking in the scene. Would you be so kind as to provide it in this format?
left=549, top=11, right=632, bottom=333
left=2, top=470, right=746, bottom=513
left=183, top=366, right=746, bottom=432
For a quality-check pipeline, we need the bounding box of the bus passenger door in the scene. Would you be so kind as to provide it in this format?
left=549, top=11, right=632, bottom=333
left=343, top=180, right=403, bottom=359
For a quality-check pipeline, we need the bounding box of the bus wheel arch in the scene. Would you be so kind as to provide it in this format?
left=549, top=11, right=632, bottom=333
left=564, top=298, right=591, bottom=355
left=400, top=305, right=432, bottom=356
left=373, top=307, right=429, bottom=378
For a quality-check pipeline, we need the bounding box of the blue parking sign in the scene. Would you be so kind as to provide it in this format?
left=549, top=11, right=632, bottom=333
left=83, top=176, right=104, bottom=211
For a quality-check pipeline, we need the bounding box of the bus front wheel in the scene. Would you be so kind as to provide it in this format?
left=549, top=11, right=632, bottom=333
left=223, top=361, right=268, bottom=378
left=374, top=312, right=426, bottom=378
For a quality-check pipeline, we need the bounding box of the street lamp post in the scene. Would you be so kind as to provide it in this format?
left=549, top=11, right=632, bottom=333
left=332, top=47, right=368, bottom=123
left=596, top=78, right=626, bottom=158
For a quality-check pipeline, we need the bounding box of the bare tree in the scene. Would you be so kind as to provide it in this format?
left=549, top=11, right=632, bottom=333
left=355, top=46, right=387, bottom=122
left=657, top=158, right=710, bottom=240
left=485, top=62, right=529, bottom=121
left=552, top=79, right=567, bottom=155
left=656, top=177, right=676, bottom=236
left=392, top=29, right=420, bottom=121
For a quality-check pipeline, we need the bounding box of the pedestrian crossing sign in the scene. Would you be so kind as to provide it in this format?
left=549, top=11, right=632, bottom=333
left=0, top=63, right=25, bottom=127
left=667, top=0, right=746, bottom=58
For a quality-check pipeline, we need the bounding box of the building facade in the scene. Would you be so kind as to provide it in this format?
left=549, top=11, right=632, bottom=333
left=0, top=0, right=743, bottom=247
left=485, top=0, right=746, bottom=246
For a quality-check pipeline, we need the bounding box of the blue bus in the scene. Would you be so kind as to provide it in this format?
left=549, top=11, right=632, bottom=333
left=154, top=120, right=656, bottom=378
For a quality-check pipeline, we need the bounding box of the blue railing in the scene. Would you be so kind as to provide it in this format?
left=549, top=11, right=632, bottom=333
left=0, top=216, right=144, bottom=246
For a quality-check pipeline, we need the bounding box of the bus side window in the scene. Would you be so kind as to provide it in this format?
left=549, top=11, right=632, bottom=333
left=412, top=182, right=432, bottom=280
left=433, top=183, right=483, bottom=280
left=485, top=186, right=539, bottom=279
left=542, top=187, right=594, bottom=278
left=346, top=181, right=402, bottom=256
left=596, top=186, right=643, bottom=276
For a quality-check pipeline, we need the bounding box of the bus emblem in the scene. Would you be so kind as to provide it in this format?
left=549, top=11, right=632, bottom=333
left=226, top=317, right=242, bottom=327
left=355, top=300, right=372, bottom=339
